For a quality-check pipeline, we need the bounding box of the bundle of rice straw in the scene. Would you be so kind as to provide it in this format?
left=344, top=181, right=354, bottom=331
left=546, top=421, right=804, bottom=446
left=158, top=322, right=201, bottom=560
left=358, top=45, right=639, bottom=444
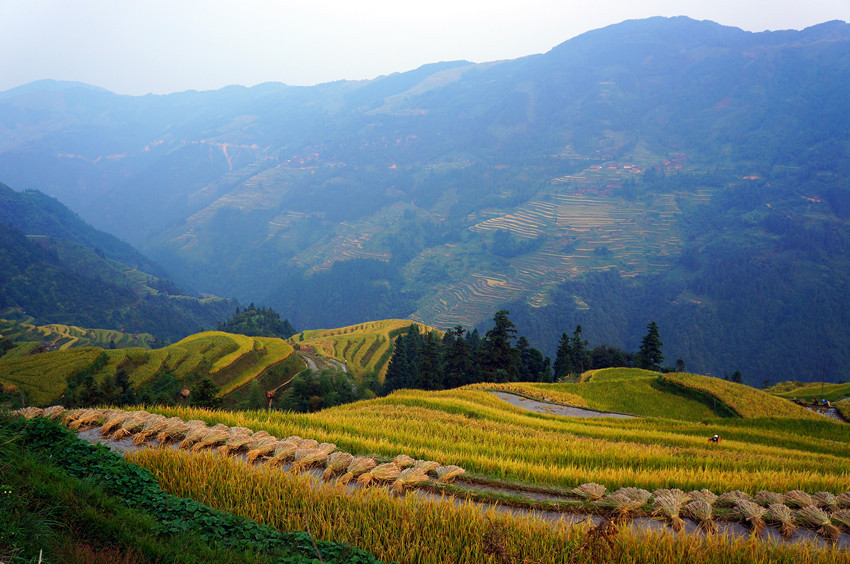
left=60, top=408, right=86, bottom=424
left=322, top=452, right=355, bottom=480
left=42, top=405, right=66, bottom=419
left=683, top=500, right=717, bottom=534
left=357, top=462, right=401, bottom=486
left=435, top=465, right=465, bottom=483
left=217, top=431, right=256, bottom=456
left=652, top=489, right=690, bottom=505
left=413, top=460, right=440, bottom=475
left=283, top=435, right=304, bottom=445
left=687, top=489, right=718, bottom=506
left=13, top=407, right=44, bottom=420
left=246, top=431, right=274, bottom=449
left=298, top=438, right=319, bottom=450
left=391, top=467, right=430, bottom=492
left=754, top=490, right=785, bottom=507
left=155, top=419, right=194, bottom=445
left=613, top=487, right=653, bottom=505
left=796, top=505, right=840, bottom=539
left=132, top=414, right=170, bottom=445
left=210, top=423, right=229, bottom=431
left=831, top=509, right=850, bottom=533
left=291, top=447, right=332, bottom=472
left=836, top=492, right=850, bottom=508
left=339, top=457, right=376, bottom=485
left=177, top=424, right=212, bottom=449
left=267, top=440, right=299, bottom=467
left=784, top=490, right=816, bottom=509
left=246, top=437, right=280, bottom=463
left=189, top=427, right=231, bottom=452
left=101, top=411, right=134, bottom=436
left=571, top=483, right=607, bottom=501
left=813, top=491, right=838, bottom=510
left=316, top=442, right=338, bottom=454
left=652, top=492, right=686, bottom=532
left=393, top=454, right=416, bottom=468
left=714, top=490, right=752, bottom=508
left=596, top=488, right=652, bottom=517
left=734, top=499, right=768, bottom=535
left=69, top=408, right=109, bottom=430
left=767, top=503, right=797, bottom=537
left=109, top=411, right=150, bottom=441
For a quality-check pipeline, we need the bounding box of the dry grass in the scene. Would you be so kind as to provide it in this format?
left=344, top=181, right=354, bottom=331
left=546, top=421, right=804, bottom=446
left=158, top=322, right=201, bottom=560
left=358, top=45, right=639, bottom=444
left=131, top=414, right=169, bottom=445
left=652, top=492, right=686, bottom=532
left=435, top=465, right=466, bottom=483
left=813, top=492, right=837, bottom=510
left=68, top=408, right=108, bottom=430
left=688, top=489, right=718, bottom=506
left=413, top=460, right=440, bottom=475
left=246, top=438, right=280, bottom=463
left=755, top=490, right=786, bottom=507
left=393, top=454, right=415, bottom=468
left=291, top=447, right=332, bottom=473
left=715, top=491, right=752, bottom=508
left=831, top=509, right=850, bottom=533
left=339, top=456, right=376, bottom=485
left=357, top=462, right=401, bottom=486
left=267, top=440, right=299, bottom=467
left=836, top=492, right=850, bottom=508
left=597, top=488, right=652, bottom=518
left=100, top=411, right=133, bottom=435
left=189, top=428, right=230, bottom=452
left=323, top=452, right=355, bottom=480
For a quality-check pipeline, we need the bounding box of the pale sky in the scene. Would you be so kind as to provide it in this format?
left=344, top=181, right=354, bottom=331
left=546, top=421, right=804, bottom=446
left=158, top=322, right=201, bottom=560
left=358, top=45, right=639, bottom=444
left=1, top=0, right=848, bottom=95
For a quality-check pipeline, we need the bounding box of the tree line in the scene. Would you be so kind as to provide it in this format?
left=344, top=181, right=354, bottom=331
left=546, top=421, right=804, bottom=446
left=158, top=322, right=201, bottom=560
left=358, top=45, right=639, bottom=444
left=383, top=311, right=671, bottom=393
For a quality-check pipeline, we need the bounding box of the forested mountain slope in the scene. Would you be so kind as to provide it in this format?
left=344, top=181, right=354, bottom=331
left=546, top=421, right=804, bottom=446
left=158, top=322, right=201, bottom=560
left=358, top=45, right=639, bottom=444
left=2, top=17, right=849, bottom=382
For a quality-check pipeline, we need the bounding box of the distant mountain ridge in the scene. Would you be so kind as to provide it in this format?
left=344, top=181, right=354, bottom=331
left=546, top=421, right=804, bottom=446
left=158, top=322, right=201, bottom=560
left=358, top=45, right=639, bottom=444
left=2, top=16, right=850, bottom=383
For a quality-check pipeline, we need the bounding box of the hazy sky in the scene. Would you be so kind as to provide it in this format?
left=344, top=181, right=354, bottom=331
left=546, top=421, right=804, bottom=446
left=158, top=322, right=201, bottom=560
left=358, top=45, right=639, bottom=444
left=1, top=0, right=848, bottom=95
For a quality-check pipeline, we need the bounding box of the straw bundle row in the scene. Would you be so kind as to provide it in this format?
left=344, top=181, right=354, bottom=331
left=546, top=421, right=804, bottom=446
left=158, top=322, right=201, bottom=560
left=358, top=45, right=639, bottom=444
left=132, top=414, right=169, bottom=445
left=68, top=408, right=109, bottom=430
left=652, top=488, right=689, bottom=505
left=734, top=499, right=767, bottom=535
left=836, top=492, right=850, bottom=508
left=767, top=503, right=797, bottom=538
left=339, top=457, right=377, bottom=485
left=413, top=459, right=440, bottom=474
left=101, top=411, right=134, bottom=435
left=391, top=467, right=430, bottom=492
left=13, top=407, right=45, bottom=419
left=189, top=428, right=231, bottom=452
left=291, top=447, right=332, bottom=473
left=784, top=490, right=815, bottom=508
left=831, top=509, right=850, bottom=532
left=393, top=454, right=416, bottom=468
left=715, top=490, right=751, bottom=508
left=109, top=411, right=150, bottom=441
left=652, top=492, right=685, bottom=532
left=687, top=489, right=717, bottom=506
left=267, top=440, right=299, bottom=467
left=246, top=437, right=280, bottom=463
left=754, top=490, right=785, bottom=507
left=571, top=483, right=607, bottom=501
left=813, top=491, right=837, bottom=509
left=435, top=465, right=465, bottom=483
left=322, top=452, right=355, bottom=480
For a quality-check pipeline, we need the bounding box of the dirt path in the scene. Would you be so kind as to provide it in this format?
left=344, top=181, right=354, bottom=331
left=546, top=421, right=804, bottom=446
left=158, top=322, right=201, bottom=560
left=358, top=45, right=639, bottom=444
left=490, top=391, right=636, bottom=419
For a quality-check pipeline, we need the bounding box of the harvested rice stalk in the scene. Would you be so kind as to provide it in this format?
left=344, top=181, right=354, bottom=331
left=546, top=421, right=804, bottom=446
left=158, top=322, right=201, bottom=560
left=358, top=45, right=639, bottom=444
left=683, top=500, right=717, bottom=535
left=571, top=483, right=607, bottom=501
left=357, top=462, right=401, bottom=487
left=831, top=509, right=850, bottom=532
left=291, top=447, right=331, bottom=473
left=316, top=442, right=337, bottom=454
left=246, top=439, right=279, bottom=463
left=785, top=490, right=816, bottom=508
left=413, top=460, right=440, bottom=475
left=393, top=454, right=416, bottom=468
left=14, top=407, right=44, bottom=419
left=217, top=432, right=256, bottom=457
left=267, top=441, right=299, bottom=467
left=101, top=411, right=133, bottom=435
left=735, top=500, right=767, bottom=535
left=69, top=408, right=109, bottom=430
left=156, top=419, right=192, bottom=445
left=767, top=503, right=797, bottom=538
left=61, top=408, right=86, bottom=424
left=435, top=465, right=465, bottom=483
left=715, top=491, right=752, bottom=508
left=596, top=493, right=646, bottom=518
left=189, top=428, right=230, bottom=452
left=813, top=492, right=837, bottom=510
left=339, top=457, right=376, bottom=485
left=109, top=411, right=150, bottom=441
left=796, top=505, right=841, bottom=540
left=836, top=492, right=850, bottom=508
left=687, top=489, right=717, bottom=506
left=754, top=491, right=785, bottom=507
left=177, top=425, right=212, bottom=449
left=612, top=488, right=652, bottom=505
left=298, top=438, right=319, bottom=450
left=322, top=452, right=355, bottom=480
left=652, top=489, right=690, bottom=505
left=391, top=467, right=430, bottom=493
left=132, top=414, right=169, bottom=445
left=246, top=432, right=276, bottom=450
left=652, top=492, right=686, bottom=532
left=42, top=405, right=66, bottom=419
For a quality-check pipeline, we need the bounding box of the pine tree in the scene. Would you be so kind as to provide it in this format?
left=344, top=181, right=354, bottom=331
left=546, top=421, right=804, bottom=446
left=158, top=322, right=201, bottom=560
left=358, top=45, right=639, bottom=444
left=637, top=321, right=664, bottom=370
left=416, top=331, right=444, bottom=390
left=479, top=310, right=520, bottom=382
left=553, top=332, right=573, bottom=380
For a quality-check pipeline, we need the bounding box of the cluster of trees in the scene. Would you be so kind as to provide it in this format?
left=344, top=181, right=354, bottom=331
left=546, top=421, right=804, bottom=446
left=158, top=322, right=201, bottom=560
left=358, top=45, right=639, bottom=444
left=384, top=312, right=676, bottom=393
left=217, top=303, right=296, bottom=339
left=274, top=369, right=360, bottom=413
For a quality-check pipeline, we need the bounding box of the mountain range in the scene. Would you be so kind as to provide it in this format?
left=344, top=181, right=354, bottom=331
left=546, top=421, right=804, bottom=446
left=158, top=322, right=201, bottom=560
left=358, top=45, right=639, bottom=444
left=1, top=16, right=849, bottom=384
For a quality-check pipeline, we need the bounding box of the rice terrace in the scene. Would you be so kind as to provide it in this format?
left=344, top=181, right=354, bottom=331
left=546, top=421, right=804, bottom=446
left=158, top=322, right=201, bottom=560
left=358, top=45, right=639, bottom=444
left=3, top=344, right=850, bottom=563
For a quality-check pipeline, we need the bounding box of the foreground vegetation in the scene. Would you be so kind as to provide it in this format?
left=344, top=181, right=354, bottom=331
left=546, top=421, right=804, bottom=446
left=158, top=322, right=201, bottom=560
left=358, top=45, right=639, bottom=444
left=0, top=415, right=378, bottom=563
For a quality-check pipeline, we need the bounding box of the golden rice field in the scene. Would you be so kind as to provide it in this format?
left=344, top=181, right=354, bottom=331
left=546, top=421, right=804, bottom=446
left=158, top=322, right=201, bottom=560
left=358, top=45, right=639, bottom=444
left=0, top=315, right=155, bottom=350
left=292, top=319, right=435, bottom=382
left=771, top=381, right=850, bottom=403
left=128, top=447, right=848, bottom=564
left=141, top=382, right=850, bottom=495
left=0, top=331, right=297, bottom=404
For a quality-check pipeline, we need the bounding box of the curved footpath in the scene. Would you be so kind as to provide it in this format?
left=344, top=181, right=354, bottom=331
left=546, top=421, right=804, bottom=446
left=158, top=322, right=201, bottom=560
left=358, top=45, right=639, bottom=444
left=490, top=391, right=636, bottom=418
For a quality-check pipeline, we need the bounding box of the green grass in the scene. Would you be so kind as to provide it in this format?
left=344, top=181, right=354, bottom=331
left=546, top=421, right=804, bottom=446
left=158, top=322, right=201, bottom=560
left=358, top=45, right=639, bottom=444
left=771, top=381, right=850, bottom=403
left=0, top=347, right=104, bottom=405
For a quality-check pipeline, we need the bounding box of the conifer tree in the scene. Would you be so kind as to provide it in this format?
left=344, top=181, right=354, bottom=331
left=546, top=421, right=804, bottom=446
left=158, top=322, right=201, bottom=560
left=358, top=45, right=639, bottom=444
left=637, top=321, right=664, bottom=370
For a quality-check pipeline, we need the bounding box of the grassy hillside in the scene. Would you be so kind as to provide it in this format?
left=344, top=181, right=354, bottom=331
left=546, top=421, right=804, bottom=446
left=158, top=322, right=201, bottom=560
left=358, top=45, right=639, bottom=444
left=0, top=314, right=156, bottom=350
left=770, top=381, right=850, bottom=403
left=291, top=319, right=436, bottom=382
left=0, top=331, right=298, bottom=407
